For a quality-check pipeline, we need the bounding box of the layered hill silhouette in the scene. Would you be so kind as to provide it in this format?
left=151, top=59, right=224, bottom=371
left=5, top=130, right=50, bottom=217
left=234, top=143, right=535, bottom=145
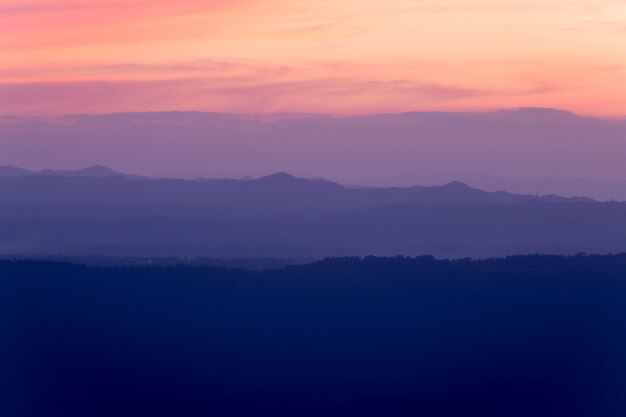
left=0, top=168, right=623, bottom=258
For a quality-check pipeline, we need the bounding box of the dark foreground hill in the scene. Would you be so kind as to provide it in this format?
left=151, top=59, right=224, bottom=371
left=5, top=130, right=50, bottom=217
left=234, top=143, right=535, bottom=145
left=2, top=172, right=625, bottom=258
left=1, top=255, right=625, bottom=416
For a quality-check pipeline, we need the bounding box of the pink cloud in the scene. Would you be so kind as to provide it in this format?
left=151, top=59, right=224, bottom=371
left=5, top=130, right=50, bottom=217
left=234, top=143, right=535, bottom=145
left=0, top=76, right=497, bottom=116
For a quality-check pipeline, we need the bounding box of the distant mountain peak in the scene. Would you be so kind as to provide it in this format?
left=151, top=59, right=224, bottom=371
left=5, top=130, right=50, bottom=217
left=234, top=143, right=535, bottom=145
left=38, top=166, right=120, bottom=177
left=253, top=172, right=345, bottom=190
left=75, top=165, right=118, bottom=175
left=256, top=172, right=300, bottom=182
left=0, top=165, right=35, bottom=177
left=33, top=166, right=147, bottom=180
left=441, top=181, right=473, bottom=190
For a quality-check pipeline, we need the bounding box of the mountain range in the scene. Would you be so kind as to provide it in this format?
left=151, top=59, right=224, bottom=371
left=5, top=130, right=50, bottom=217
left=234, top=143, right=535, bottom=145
left=3, top=109, right=626, bottom=200
left=0, top=165, right=148, bottom=180
left=1, top=167, right=624, bottom=258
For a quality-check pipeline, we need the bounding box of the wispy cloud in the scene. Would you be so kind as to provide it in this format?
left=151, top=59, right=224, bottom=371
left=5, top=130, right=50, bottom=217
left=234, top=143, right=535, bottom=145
left=1, top=0, right=625, bottom=116
left=0, top=73, right=517, bottom=116
left=0, top=3, right=82, bottom=15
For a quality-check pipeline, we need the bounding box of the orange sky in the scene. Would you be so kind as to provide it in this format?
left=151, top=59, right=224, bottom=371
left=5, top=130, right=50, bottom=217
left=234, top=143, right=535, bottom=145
left=1, top=0, right=626, bottom=115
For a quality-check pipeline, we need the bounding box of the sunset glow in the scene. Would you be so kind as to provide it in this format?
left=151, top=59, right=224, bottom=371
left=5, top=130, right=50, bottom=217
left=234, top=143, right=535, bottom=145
left=2, top=0, right=626, bottom=115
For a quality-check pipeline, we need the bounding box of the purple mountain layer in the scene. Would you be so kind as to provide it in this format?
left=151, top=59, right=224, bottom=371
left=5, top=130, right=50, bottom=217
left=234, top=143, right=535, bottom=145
left=1, top=172, right=624, bottom=258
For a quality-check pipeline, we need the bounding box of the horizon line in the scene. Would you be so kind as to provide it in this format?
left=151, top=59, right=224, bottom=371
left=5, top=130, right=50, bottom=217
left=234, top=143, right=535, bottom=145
left=3, top=106, right=626, bottom=121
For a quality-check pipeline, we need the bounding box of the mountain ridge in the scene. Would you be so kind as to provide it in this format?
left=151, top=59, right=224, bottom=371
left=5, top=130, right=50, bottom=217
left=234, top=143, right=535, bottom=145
left=0, top=170, right=616, bottom=258
left=4, top=109, right=626, bottom=200
left=0, top=165, right=594, bottom=203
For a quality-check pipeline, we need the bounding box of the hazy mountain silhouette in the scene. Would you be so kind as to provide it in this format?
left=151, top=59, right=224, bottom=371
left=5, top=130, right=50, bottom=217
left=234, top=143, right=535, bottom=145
left=0, top=165, right=34, bottom=177
left=0, top=170, right=588, bottom=209
left=3, top=109, right=626, bottom=200
left=0, top=172, right=622, bottom=258
left=362, top=169, right=626, bottom=202
left=0, top=164, right=148, bottom=180
left=38, top=165, right=148, bottom=180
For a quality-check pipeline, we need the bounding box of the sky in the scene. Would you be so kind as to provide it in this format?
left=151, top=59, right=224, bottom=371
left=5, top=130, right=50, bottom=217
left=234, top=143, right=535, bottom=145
left=1, top=0, right=626, bottom=116
left=3, top=110, right=626, bottom=197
